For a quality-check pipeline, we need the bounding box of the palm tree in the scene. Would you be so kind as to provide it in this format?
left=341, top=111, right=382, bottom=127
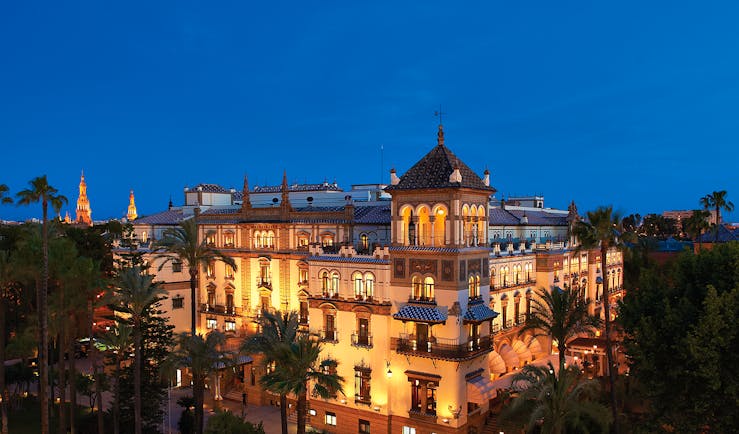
left=519, top=286, right=600, bottom=370
left=153, top=218, right=236, bottom=336
left=700, top=190, right=734, bottom=241
left=241, top=310, right=300, bottom=434
left=0, top=184, right=11, bottom=205
left=573, top=206, right=628, bottom=434
left=683, top=209, right=710, bottom=249
left=500, top=362, right=611, bottom=434
left=16, top=176, right=67, bottom=434
left=260, top=337, right=344, bottom=434
left=112, top=267, right=166, bottom=434
left=169, top=331, right=230, bottom=434
left=98, top=323, right=133, bottom=434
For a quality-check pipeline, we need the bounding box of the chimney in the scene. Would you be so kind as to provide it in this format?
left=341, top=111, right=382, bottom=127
left=483, top=168, right=490, bottom=187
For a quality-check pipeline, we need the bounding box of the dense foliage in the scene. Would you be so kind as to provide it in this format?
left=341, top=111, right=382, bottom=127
left=619, top=242, right=739, bottom=432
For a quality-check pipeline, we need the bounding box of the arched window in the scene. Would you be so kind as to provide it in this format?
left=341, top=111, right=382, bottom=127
left=353, top=272, right=364, bottom=299
left=321, top=271, right=329, bottom=293
left=226, top=293, right=234, bottom=313
left=330, top=272, right=340, bottom=297
left=469, top=275, right=481, bottom=299
left=401, top=206, right=414, bottom=245
left=364, top=272, right=375, bottom=299
left=412, top=275, right=422, bottom=300
left=423, top=276, right=435, bottom=301
left=360, top=233, right=369, bottom=251
left=477, top=205, right=486, bottom=244
left=254, top=232, right=262, bottom=249
left=513, top=264, right=522, bottom=284
left=462, top=205, right=471, bottom=246
left=141, top=231, right=148, bottom=243
left=266, top=231, right=275, bottom=248
left=470, top=206, right=478, bottom=246
left=417, top=206, right=431, bottom=246
left=432, top=205, right=447, bottom=246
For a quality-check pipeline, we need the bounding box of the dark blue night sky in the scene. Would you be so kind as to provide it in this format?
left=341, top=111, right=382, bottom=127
left=2, top=2, right=738, bottom=221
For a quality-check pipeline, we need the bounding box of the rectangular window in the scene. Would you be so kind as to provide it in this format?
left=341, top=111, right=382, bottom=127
left=325, top=412, right=336, bottom=426
left=354, top=368, right=371, bottom=404
left=206, top=262, right=215, bottom=278
left=172, top=261, right=182, bottom=273
left=402, top=427, right=416, bottom=434
left=172, top=297, right=184, bottom=309
left=359, top=419, right=370, bottom=434
left=206, top=318, right=217, bottom=329
left=410, top=378, right=438, bottom=416
left=225, top=320, right=236, bottom=331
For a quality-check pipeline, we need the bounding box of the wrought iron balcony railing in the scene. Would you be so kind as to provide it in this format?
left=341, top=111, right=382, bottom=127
left=392, top=334, right=493, bottom=361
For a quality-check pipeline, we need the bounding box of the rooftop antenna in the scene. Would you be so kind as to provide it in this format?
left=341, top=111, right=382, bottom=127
left=380, top=144, right=384, bottom=186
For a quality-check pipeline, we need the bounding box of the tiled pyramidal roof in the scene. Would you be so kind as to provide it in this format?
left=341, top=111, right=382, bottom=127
left=386, top=127, right=493, bottom=192
left=393, top=305, right=448, bottom=323
left=464, top=302, right=499, bottom=322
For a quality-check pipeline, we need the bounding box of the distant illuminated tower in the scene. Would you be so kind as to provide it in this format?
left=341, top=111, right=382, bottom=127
left=75, top=170, right=93, bottom=226
left=127, top=190, right=138, bottom=221
left=64, top=211, right=71, bottom=224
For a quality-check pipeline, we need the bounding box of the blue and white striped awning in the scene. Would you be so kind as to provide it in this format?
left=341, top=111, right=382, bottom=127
left=393, top=305, right=447, bottom=324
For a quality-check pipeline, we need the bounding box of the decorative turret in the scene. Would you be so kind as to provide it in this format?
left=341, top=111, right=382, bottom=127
left=483, top=168, right=490, bottom=187
left=127, top=190, right=138, bottom=221
left=241, top=175, right=252, bottom=212
left=280, top=170, right=292, bottom=216
left=75, top=170, right=92, bottom=226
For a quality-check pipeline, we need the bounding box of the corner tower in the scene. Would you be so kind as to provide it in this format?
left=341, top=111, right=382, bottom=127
left=384, top=125, right=499, bottom=432
left=75, top=170, right=92, bottom=226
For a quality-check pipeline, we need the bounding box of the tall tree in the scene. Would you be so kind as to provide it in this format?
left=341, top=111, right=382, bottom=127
left=573, top=206, right=627, bottom=433
left=241, top=311, right=300, bottom=434
left=153, top=218, right=236, bottom=335
left=519, top=286, right=600, bottom=370
left=500, top=362, right=611, bottom=434
left=98, top=324, right=133, bottom=434
left=260, top=337, right=344, bottom=434
left=16, top=176, right=67, bottom=434
left=112, top=267, right=166, bottom=434
left=169, top=331, right=230, bottom=434
left=0, top=184, right=11, bottom=206
left=700, top=190, right=734, bottom=241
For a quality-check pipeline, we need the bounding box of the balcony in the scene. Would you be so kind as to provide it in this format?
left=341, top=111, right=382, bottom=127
left=320, top=329, right=338, bottom=343
left=408, top=295, right=436, bottom=304
left=392, top=334, right=493, bottom=361
left=351, top=333, right=373, bottom=348
left=468, top=294, right=483, bottom=303
left=516, top=314, right=527, bottom=326
left=256, top=276, right=272, bottom=289
left=408, top=408, right=437, bottom=422
left=354, top=294, right=374, bottom=303
left=199, top=304, right=240, bottom=316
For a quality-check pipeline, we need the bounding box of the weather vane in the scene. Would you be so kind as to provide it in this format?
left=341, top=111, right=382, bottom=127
left=434, top=105, right=445, bottom=125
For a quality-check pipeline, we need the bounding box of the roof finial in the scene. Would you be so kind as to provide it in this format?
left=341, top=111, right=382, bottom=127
left=434, top=106, right=445, bottom=147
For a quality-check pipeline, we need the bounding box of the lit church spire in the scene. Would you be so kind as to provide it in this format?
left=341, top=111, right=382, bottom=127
left=75, top=170, right=92, bottom=226
left=127, top=189, right=138, bottom=221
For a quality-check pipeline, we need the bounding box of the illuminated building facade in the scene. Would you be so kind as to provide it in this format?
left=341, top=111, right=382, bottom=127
left=75, top=170, right=92, bottom=226
left=121, top=125, right=624, bottom=433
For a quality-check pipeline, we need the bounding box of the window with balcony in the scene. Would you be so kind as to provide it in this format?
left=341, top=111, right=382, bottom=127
left=354, top=367, right=371, bottom=404
left=297, top=234, right=309, bottom=249
left=468, top=323, right=480, bottom=350
left=514, top=296, right=522, bottom=325
left=205, top=231, right=216, bottom=247
left=207, top=290, right=215, bottom=308
left=353, top=317, right=371, bottom=347
left=226, top=293, right=234, bottom=314
left=468, top=274, right=480, bottom=299
left=225, top=265, right=234, bottom=280
left=223, top=231, right=234, bottom=247
left=299, top=301, right=309, bottom=325
left=259, top=264, right=270, bottom=287
left=299, top=268, right=308, bottom=284
left=410, top=378, right=437, bottom=416
left=323, top=313, right=337, bottom=342
left=411, top=276, right=434, bottom=301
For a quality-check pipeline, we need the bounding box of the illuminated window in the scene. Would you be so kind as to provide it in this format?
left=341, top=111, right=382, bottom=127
left=423, top=276, right=435, bottom=300
left=206, top=318, right=217, bottom=329
left=325, top=412, right=336, bottom=426
left=224, top=232, right=234, bottom=247
left=330, top=272, right=340, bottom=295
left=410, top=378, right=438, bottom=416
left=321, top=271, right=330, bottom=293
left=206, top=231, right=216, bottom=247
left=225, top=266, right=234, bottom=280
left=353, top=272, right=364, bottom=298
left=364, top=273, right=374, bottom=298
left=468, top=275, right=480, bottom=299
left=225, top=320, right=236, bottom=331
left=402, top=427, right=416, bottom=434
left=206, top=261, right=215, bottom=278
left=266, top=231, right=275, bottom=248
left=140, top=231, right=148, bottom=243
left=360, top=233, right=369, bottom=251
